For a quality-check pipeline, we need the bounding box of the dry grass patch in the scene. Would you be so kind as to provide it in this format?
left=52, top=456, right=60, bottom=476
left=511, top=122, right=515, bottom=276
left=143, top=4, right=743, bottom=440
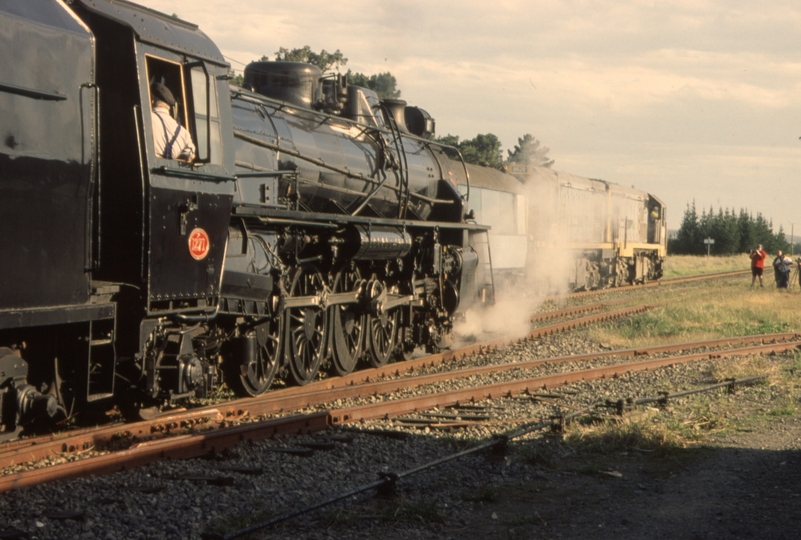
left=664, top=395, right=735, bottom=440
left=706, top=355, right=779, bottom=382
left=562, top=356, right=799, bottom=456
left=564, top=418, right=685, bottom=457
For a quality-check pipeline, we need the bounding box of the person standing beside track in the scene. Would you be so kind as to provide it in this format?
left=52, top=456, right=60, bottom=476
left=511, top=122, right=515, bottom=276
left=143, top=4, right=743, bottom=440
left=773, top=250, right=793, bottom=289
left=750, top=244, right=767, bottom=287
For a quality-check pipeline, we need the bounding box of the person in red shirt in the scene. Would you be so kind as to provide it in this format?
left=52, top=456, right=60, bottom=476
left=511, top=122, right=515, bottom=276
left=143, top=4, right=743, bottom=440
left=750, top=244, right=767, bottom=287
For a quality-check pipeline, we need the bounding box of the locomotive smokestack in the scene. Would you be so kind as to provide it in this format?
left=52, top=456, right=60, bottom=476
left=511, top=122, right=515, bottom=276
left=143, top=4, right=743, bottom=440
left=381, top=99, right=410, bottom=133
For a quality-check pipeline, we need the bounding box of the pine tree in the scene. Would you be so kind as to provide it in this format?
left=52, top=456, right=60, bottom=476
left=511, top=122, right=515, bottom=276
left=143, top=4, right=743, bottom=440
left=675, top=202, right=701, bottom=254
left=505, top=134, right=554, bottom=168
left=737, top=209, right=755, bottom=253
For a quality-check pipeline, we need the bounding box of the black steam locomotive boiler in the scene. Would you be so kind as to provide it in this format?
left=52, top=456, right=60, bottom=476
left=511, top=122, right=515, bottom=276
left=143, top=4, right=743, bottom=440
left=0, top=0, right=492, bottom=436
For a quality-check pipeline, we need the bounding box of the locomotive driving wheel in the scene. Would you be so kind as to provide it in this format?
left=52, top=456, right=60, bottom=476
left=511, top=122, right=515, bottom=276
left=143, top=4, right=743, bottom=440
left=365, top=280, right=398, bottom=368
left=227, top=319, right=281, bottom=397
left=329, top=266, right=365, bottom=376
left=284, top=265, right=328, bottom=386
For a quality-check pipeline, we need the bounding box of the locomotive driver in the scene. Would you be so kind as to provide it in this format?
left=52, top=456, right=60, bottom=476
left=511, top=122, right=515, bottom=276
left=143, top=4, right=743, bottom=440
left=150, top=82, right=195, bottom=161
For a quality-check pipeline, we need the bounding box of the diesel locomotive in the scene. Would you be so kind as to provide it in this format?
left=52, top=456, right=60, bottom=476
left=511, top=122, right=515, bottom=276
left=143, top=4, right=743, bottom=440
left=457, top=163, right=666, bottom=293
left=518, top=165, right=666, bottom=290
left=0, top=0, right=493, bottom=436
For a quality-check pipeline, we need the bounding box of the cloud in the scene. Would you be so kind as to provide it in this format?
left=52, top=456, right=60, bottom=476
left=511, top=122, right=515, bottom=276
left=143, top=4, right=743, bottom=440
left=132, top=0, right=801, bottom=232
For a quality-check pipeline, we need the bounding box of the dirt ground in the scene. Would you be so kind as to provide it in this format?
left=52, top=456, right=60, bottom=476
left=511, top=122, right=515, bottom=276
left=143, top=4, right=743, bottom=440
left=458, top=414, right=801, bottom=539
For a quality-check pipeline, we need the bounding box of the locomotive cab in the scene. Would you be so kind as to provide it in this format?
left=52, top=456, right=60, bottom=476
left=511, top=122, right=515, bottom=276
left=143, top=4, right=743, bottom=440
left=68, top=0, right=238, bottom=416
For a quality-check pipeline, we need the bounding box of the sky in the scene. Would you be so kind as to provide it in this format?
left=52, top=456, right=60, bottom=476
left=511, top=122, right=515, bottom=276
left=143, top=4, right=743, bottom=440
left=136, top=0, right=801, bottom=239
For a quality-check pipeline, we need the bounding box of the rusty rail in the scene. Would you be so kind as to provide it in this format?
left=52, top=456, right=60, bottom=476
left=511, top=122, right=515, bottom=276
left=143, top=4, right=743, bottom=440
left=327, top=340, right=801, bottom=425
left=530, top=302, right=606, bottom=322
left=2, top=312, right=797, bottom=475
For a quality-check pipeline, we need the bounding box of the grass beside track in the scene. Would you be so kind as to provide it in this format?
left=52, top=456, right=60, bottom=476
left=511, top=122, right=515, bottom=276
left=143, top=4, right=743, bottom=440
left=587, top=272, right=800, bottom=348
left=663, top=254, right=747, bottom=278
left=549, top=261, right=801, bottom=462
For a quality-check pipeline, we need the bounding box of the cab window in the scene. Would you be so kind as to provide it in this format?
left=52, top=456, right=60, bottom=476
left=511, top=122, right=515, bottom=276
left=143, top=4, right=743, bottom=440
left=145, top=55, right=222, bottom=164
left=188, top=65, right=222, bottom=164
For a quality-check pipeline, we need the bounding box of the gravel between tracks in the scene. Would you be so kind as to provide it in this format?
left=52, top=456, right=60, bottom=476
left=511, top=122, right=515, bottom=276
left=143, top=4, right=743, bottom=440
left=1, top=328, right=799, bottom=540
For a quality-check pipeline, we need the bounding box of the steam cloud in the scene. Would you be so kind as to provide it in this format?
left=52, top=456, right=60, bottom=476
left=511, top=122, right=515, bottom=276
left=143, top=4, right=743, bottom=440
left=455, top=170, right=595, bottom=343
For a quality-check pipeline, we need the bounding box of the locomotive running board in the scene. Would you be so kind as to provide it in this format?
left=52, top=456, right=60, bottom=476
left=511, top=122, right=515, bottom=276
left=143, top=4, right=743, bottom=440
left=232, top=204, right=490, bottom=232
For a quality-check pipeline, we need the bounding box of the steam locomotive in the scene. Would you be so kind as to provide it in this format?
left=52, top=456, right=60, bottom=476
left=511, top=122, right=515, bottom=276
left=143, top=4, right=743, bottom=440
left=0, top=0, right=493, bottom=436
left=459, top=163, right=666, bottom=293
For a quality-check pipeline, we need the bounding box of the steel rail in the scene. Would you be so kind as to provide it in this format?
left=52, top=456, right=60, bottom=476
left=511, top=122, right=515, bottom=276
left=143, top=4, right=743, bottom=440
left=660, top=269, right=750, bottom=283
left=1, top=338, right=797, bottom=493
left=325, top=340, right=801, bottom=425
left=530, top=302, right=606, bottom=322
left=0, top=323, right=792, bottom=472
left=0, top=413, right=329, bottom=492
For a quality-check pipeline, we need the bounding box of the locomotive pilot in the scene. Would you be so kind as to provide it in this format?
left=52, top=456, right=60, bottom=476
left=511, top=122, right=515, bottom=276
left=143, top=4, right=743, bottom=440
left=150, top=82, right=196, bottom=161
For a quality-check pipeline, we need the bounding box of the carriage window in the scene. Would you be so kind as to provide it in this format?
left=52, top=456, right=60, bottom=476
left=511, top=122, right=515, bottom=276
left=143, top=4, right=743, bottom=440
left=480, top=189, right=516, bottom=235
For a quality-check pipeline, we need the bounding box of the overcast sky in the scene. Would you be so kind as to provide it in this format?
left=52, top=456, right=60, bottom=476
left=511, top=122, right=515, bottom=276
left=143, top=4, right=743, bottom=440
left=138, top=0, right=801, bottom=239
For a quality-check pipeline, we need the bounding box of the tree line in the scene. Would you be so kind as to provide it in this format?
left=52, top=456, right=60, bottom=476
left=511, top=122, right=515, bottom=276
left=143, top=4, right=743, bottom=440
left=670, top=202, right=798, bottom=255
left=230, top=46, right=554, bottom=169
left=431, top=132, right=554, bottom=169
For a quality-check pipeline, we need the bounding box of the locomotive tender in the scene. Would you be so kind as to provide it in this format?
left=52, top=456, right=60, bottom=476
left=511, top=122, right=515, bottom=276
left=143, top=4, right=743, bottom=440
left=0, top=0, right=492, bottom=435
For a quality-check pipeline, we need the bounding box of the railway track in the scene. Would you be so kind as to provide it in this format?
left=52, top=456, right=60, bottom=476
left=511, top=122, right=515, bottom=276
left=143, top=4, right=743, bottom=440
left=564, top=269, right=749, bottom=299
left=0, top=266, right=786, bottom=540
left=203, top=373, right=772, bottom=540
left=0, top=305, right=650, bottom=469
left=2, top=318, right=797, bottom=491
